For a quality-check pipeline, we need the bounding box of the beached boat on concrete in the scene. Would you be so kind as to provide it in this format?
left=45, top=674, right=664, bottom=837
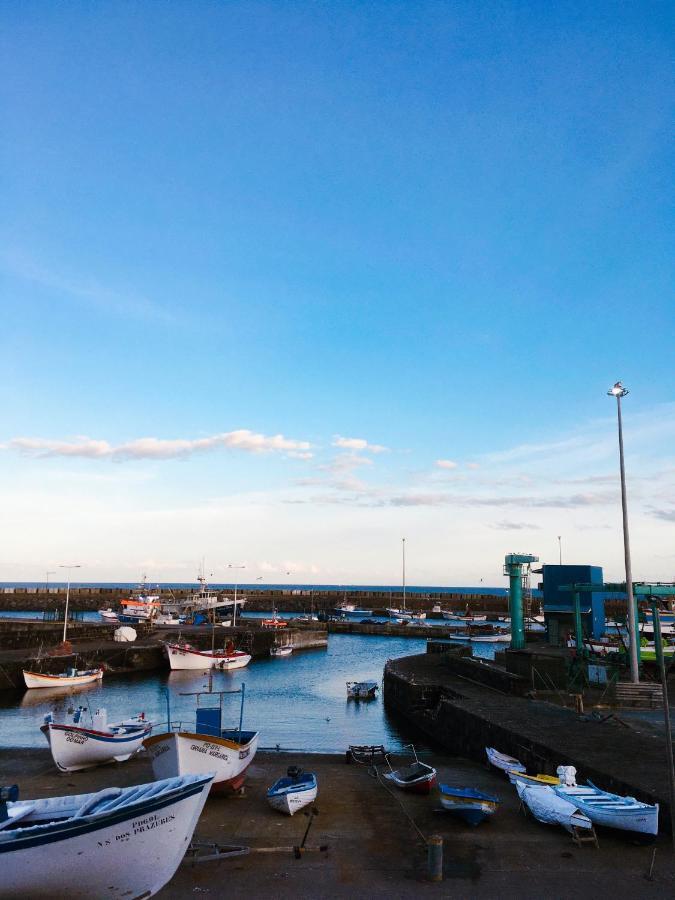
left=486, top=747, right=526, bottom=776
left=41, top=707, right=152, bottom=772
left=439, top=785, right=500, bottom=825
left=144, top=682, right=258, bottom=793
left=508, top=770, right=559, bottom=787
left=552, top=767, right=658, bottom=837
left=383, top=746, right=437, bottom=795
left=23, top=667, right=103, bottom=690
left=164, top=641, right=251, bottom=671
left=0, top=773, right=213, bottom=898
left=267, top=767, right=317, bottom=816
left=516, top=781, right=593, bottom=833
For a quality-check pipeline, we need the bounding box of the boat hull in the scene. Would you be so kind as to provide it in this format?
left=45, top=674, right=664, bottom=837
left=0, top=776, right=211, bottom=899
left=23, top=669, right=103, bottom=690
left=553, top=785, right=659, bottom=836
left=164, top=644, right=251, bottom=671
left=144, top=730, right=258, bottom=792
left=267, top=783, right=317, bottom=815
left=383, top=770, right=437, bottom=795
left=43, top=723, right=152, bottom=772
left=439, top=796, right=498, bottom=825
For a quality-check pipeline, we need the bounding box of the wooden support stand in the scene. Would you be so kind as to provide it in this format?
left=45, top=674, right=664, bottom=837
left=571, top=825, right=599, bottom=848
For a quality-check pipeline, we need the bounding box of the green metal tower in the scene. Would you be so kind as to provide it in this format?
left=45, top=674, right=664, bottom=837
left=504, top=553, right=539, bottom=650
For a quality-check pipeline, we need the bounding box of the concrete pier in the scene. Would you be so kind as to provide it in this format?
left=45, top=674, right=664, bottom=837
left=384, top=651, right=675, bottom=829
left=0, top=624, right=327, bottom=691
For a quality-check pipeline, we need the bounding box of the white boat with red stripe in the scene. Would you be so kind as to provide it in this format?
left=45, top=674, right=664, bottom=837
left=163, top=641, right=251, bottom=671
left=23, top=668, right=103, bottom=690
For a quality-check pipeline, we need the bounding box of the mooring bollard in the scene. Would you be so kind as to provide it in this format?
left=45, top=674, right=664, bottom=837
left=427, top=834, right=443, bottom=882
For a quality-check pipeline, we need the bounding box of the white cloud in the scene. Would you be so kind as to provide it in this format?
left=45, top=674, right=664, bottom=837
left=332, top=435, right=388, bottom=453
left=435, top=459, right=458, bottom=469
left=4, top=429, right=312, bottom=461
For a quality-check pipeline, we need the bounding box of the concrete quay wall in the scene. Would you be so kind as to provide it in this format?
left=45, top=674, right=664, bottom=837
left=0, top=625, right=327, bottom=691
left=384, top=652, right=672, bottom=829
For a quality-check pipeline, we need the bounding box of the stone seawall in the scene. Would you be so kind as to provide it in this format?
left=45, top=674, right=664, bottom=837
left=383, top=652, right=672, bottom=828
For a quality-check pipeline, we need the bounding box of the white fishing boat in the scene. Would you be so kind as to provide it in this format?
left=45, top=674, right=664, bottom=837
left=346, top=681, right=379, bottom=700
left=267, top=767, right=317, bottom=815
left=144, top=682, right=258, bottom=793
left=0, top=773, right=213, bottom=898
left=448, top=631, right=511, bottom=643
left=516, top=782, right=593, bottom=833
left=442, top=612, right=487, bottom=622
left=163, top=641, right=251, bottom=671
left=23, top=667, right=103, bottom=690
left=270, top=644, right=293, bottom=657
left=383, top=746, right=437, bottom=795
left=486, top=747, right=526, bottom=775
left=98, top=608, right=119, bottom=622
left=41, top=707, right=152, bottom=772
left=552, top=767, right=658, bottom=837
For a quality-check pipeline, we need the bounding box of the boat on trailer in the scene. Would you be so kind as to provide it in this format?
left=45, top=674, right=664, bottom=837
left=516, top=782, right=593, bottom=833
left=486, top=747, right=526, bottom=775
left=41, top=707, right=152, bottom=772
left=0, top=773, right=213, bottom=898
left=144, top=682, right=258, bottom=793
left=23, top=667, right=103, bottom=690
left=383, top=746, right=437, bottom=795
left=267, top=766, right=318, bottom=815
left=438, top=785, right=500, bottom=825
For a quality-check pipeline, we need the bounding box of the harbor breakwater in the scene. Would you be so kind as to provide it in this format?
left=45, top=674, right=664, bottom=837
left=0, top=585, right=516, bottom=615
left=383, top=650, right=673, bottom=828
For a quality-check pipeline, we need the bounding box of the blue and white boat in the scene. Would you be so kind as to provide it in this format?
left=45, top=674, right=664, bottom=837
left=0, top=773, right=213, bottom=898
left=41, top=707, right=153, bottom=772
left=267, top=767, right=318, bottom=816
left=486, top=747, right=526, bottom=776
left=439, top=785, right=500, bottom=825
left=552, top=780, right=659, bottom=837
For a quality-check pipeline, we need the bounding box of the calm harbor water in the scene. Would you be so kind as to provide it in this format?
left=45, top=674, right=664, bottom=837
left=0, top=633, right=448, bottom=751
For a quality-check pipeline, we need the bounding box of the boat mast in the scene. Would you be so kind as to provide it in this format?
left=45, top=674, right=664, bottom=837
left=402, top=538, right=406, bottom=612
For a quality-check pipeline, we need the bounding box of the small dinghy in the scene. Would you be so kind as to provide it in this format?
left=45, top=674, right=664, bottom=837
left=41, top=707, right=153, bottom=772
left=516, top=781, right=593, bottom=833
left=270, top=644, right=293, bottom=657
left=383, top=746, right=437, bottom=795
left=347, top=681, right=379, bottom=700
left=23, top=667, right=103, bottom=690
left=439, top=785, right=499, bottom=825
left=267, top=766, right=318, bottom=815
left=0, top=773, right=213, bottom=898
left=486, top=747, right=526, bottom=776
left=552, top=766, right=658, bottom=837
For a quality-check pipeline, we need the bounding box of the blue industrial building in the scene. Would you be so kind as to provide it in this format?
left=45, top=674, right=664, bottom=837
left=538, top=564, right=607, bottom=644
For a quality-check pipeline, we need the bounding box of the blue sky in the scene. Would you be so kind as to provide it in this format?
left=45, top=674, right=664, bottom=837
left=1, top=2, right=673, bottom=585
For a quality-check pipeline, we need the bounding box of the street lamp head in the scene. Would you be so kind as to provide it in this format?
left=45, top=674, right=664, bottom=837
left=608, top=381, right=629, bottom=398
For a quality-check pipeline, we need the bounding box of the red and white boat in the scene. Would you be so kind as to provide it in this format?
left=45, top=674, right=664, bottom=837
left=164, top=641, right=251, bottom=671
left=383, top=746, right=437, bottom=795
left=41, top=707, right=153, bottom=772
left=23, top=667, right=103, bottom=690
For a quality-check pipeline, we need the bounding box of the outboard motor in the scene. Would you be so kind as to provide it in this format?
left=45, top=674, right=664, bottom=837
left=0, top=785, right=19, bottom=825
left=287, top=766, right=303, bottom=781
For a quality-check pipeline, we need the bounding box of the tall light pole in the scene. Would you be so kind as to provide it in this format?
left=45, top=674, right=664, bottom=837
left=402, top=537, right=406, bottom=612
left=608, top=381, right=639, bottom=683
left=59, top=564, right=81, bottom=643
left=227, top=564, right=246, bottom=627
left=557, top=536, right=562, bottom=566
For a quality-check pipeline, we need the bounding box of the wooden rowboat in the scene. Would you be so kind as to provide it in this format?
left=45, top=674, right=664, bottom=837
left=439, top=785, right=500, bottom=825
left=23, top=668, right=103, bottom=690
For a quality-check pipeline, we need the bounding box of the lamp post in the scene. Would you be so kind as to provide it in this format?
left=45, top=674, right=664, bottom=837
left=402, top=537, right=406, bottom=612
left=227, top=564, right=246, bottom=627
left=608, top=381, right=639, bottom=683
left=557, top=536, right=562, bottom=566
left=58, top=564, right=81, bottom=643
